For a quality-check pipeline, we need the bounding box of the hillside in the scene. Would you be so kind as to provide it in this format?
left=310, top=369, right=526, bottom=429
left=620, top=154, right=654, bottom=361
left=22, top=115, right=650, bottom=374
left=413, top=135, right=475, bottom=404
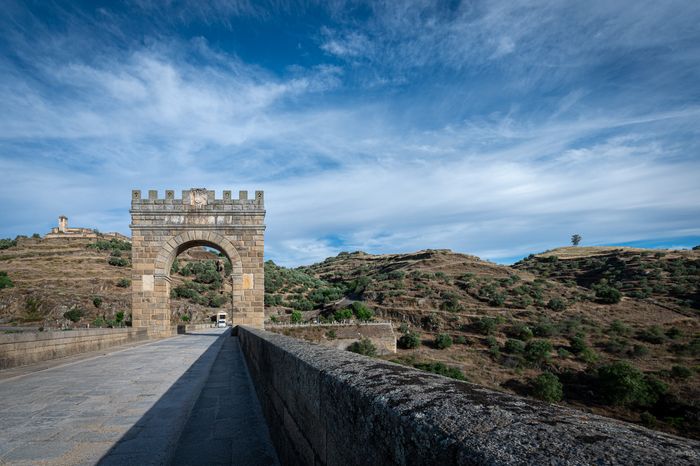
left=0, top=237, right=132, bottom=326
left=1, top=238, right=698, bottom=439
left=267, top=249, right=699, bottom=440
left=513, top=246, right=700, bottom=313
left=0, top=236, right=229, bottom=327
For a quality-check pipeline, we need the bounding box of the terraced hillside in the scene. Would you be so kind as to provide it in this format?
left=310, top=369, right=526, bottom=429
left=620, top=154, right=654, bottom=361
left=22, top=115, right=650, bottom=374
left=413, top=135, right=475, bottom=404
left=513, top=246, right=700, bottom=313
left=0, top=237, right=231, bottom=327
left=0, top=237, right=132, bottom=326
left=267, top=249, right=700, bottom=440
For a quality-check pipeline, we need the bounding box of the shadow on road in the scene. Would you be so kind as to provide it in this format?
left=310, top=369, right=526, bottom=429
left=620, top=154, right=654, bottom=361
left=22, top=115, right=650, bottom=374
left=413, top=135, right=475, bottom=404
left=97, top=330, right=278, bottom=466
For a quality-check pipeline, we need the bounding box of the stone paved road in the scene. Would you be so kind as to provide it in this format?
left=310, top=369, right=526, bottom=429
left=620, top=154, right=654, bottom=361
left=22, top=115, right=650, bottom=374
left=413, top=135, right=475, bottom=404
left=171, top=335, right=278, bottom=466
left=0, top=329, right=277, bottom=466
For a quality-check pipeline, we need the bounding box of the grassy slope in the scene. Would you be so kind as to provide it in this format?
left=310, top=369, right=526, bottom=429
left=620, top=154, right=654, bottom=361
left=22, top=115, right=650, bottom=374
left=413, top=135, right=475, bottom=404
left=0, top=237, right=131, bottom=325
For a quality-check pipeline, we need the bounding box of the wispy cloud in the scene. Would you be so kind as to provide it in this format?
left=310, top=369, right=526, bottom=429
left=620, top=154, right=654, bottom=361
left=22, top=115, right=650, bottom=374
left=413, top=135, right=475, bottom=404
left=0, top=1, right=698, bottom=266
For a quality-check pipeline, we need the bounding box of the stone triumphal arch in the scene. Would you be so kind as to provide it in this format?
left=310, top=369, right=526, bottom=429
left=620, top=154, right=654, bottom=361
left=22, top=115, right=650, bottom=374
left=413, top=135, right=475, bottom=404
left=130, top=188, right=265, bottom=336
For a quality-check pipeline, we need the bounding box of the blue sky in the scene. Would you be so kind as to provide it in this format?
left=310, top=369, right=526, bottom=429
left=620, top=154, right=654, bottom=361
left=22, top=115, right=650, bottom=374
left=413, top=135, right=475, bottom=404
left=1, top=1, right=699, bottom=266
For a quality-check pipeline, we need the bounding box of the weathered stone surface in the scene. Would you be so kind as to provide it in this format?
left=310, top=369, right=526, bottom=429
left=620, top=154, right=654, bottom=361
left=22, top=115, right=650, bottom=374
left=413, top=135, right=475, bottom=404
left=131, top=188, right=265, bottom=336
left=237, top=326, right=700, bottom=466
left=0, top=328, right=148, bottom=370
left=0, top=330, right=229, bottom=465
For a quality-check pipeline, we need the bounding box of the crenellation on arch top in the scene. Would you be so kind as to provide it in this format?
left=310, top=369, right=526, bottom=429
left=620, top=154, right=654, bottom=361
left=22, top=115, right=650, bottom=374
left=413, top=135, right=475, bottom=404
left=131, top=188, right=264, bottom=210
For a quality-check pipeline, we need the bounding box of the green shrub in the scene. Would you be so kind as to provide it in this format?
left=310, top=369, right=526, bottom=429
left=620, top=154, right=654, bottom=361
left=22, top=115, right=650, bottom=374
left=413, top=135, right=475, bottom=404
left=595, top=285, right=622, bottom=304
left=596, top=362, right=667, bottom=407
left=63, top=307, right=83, bottom=323
left=0, top=271, right=14, bottom=289
left=454, top=335, right=467, bottom=345
left=579, top=347, right=599, bottom=364
left=348, top=338, right=377, bottom=357
left=569, top=334, right=588, bottom=354
left=515, top=295, right=533, bottom=308
left=0, top=238, right=17, bottom=250
left=348, top=276, right=371, bottom=296
left=509, top=324, right=534, bottom=341
left=487, top=341, right=500, bottom=358
left=290, top=310, right=303, bottom=323
left=92, top=317, right=106, bottom=327
left=92, top=297, right=103, bottom=308
left=289, top=297, right=313, bottom=312
left=413, top=362, right=466, bottom=381
left=440, top=292, right=462, bottom=312
left=115, top=311, right=125, bottom=325
left=475, top=317, right=498, bottom=335
left=488, top=292, right=506, bottom=307
left=88, top=238, right=131, bottom=251
left=434, top=333, right=453, bottom=349
left=547, top=297, right=567, bottom=311
left=532, top=372, right=563, bottom=402
left=421, top=314, right=440, bottom=331
left=524, top=340, right=553, bottom=366
left=351, top=302, right=374, bottom=321
left=629, top=344, right=649, bottom=358
left=207, top=292, right=227, bottom=308
left=637, top=326, right=665, bottom=344
left=666, top=327, right=682, bottom=339
left=608, top=320, right=631, bottom=336
left=334, top=308, right=353, bottom=322
left=116, top=278, right=131, bottom=288
left=108, top=257, right=129, bottom=267
left=180, top=315, right=190, bottom=322
left=670, top=365, right=692, bottom=379
left=325, top=330, right=336, bottom=340
left=603, top=338, right=628, bottom=354
left=398, top=332, right=421, bottom=349
left=532, top=319, right=556, bottom=337
left=504, top=339, right=525, bottom=354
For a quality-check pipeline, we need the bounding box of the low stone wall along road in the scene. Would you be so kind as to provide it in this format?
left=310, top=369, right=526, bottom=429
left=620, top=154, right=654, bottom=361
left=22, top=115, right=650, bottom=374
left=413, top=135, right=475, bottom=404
left=0, top=328, right=278, bottom=466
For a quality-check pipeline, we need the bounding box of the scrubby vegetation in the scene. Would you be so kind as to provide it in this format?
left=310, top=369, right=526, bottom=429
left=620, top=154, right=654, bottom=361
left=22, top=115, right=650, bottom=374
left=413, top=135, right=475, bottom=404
left=0, top=271, right=13, bottom=289
left=348, top=338, right=377, bottom=357
left=531, top=372, right=563, bottom=402
left=514, top=248, right=700, bottom=311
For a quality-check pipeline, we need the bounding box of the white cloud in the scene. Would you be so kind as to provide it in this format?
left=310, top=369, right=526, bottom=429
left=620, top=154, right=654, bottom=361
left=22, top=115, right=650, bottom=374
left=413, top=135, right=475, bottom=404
left=0, top=1, right=698, bottom=266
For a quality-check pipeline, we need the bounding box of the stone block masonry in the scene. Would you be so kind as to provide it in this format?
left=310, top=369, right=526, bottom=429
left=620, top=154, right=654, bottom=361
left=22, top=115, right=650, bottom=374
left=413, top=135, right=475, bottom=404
left=131, top=188, right=265, bottom=337
left=0, top=328, right=148, bottom=370
left=237, top=326, right=699, bottom=466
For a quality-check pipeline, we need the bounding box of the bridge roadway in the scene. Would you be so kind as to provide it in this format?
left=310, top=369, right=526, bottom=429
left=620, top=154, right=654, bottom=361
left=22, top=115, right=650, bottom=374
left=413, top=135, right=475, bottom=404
left=0, top=328, right=279, bottom=465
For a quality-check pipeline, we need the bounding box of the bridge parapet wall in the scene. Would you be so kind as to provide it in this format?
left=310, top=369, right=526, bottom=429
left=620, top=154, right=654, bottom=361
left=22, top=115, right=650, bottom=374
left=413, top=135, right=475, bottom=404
left=237, top=326, right=699, bottom=466
left=0, top=328, right=149, bottom=370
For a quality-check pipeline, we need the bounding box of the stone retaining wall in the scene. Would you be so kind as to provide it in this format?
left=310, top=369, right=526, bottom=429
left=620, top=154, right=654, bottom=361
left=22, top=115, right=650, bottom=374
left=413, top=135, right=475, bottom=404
left=237, top=326, right=699, bottom=466
left=0, top=328, right=149, bottom=370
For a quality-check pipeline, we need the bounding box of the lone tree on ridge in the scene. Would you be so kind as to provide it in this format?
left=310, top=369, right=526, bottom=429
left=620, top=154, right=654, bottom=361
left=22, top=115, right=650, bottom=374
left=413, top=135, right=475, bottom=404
left=571, top=234, right=582, bottom=246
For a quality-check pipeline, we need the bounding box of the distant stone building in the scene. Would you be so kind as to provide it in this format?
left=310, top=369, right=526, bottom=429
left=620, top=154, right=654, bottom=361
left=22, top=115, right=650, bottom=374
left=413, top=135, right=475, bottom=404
left=44, top=215, right=130, bottom=241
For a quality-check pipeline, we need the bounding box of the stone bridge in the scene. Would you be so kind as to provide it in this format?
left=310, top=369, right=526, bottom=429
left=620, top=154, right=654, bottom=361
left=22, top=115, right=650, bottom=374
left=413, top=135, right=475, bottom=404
left=0, top=327, right=697, bottom=465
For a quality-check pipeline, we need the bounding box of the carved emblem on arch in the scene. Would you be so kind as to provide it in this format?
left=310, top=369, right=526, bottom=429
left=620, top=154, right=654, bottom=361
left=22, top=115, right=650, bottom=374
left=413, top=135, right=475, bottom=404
left=189, top=188, right=208, bottom=207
